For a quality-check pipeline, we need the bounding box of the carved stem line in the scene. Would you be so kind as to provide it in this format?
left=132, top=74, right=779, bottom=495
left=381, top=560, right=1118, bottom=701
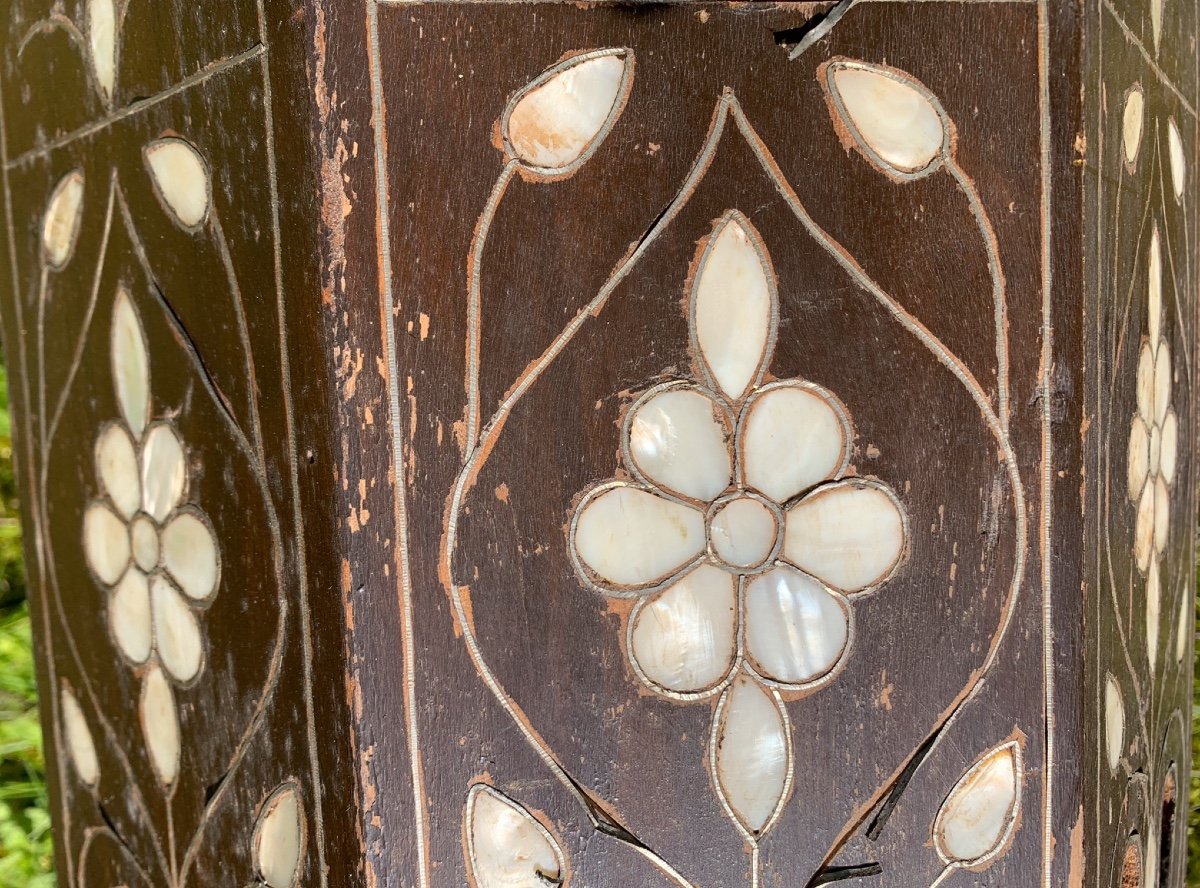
left=945, top=157, right=1011, bottom=434
left=464, top=158, right=519, bottom=451
left=5, top=44, right=267, bottom=171
left=208, top=206, right=267, bottom=467
left=35, top=264, right=48, bottom=453
left=115, top=186, right=292, bottom=888
left=253, top=0, right=330, bottom=876
left=928, top=863, right=954, bottom=888
left=727, top=98, right=1028, bottom=871
left=15, top=13, right=86, bottom=59
left=366, top=0, right=433, bottom=883
left=441, top=94, right=740, bottom=888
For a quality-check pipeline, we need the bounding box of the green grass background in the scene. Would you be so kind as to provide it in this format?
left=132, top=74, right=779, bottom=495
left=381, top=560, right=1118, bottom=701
left=0, top=365, right=1195, bottom=885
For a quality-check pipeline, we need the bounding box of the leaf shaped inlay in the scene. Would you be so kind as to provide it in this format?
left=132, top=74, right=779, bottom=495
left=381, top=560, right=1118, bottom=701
left=139, top=664, right=180, bottom=786
left=933, top=741, right=1021, bottom=866
left=254, top=784, right=304, bottom=888
left=144, top=138, right=211, bottom=229
left=691, top=212, right=775, bottom=402
left=466, top=784, right=567, bottom=888
left=712, top=676, right=790, bottom=838
left=823, top=60, right=949, bottom=179
left=111, top=287, right=150, bottom=438
left=61, top=686, right=99, bottom=787
left=87, top=0, right=116, bottom=103
left=42, top=170, right=84, bottom=269
left=503, top=49, right=632, bottom=173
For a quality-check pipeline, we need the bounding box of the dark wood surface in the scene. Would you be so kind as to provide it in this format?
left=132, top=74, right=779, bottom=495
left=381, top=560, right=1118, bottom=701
left=0, top=1, right=1193, bottom=886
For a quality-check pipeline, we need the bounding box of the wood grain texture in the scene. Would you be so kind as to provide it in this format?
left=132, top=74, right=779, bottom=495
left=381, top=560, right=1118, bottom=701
left=0, top=1, right=1193, bottom=886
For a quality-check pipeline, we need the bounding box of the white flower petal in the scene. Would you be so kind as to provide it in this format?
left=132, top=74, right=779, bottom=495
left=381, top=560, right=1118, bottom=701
left=1134, top=480, right=1155, bottom=572
left=1147, top=555, right=1161, bottom=668
left=254, top=785, right=304, bottom=888
left=1149, top=421, right=1162, bottom=477
left=144, top=139, right=211, bottom=229
left=1161, top=410, right=1178, bottom=484
left=709, top=496, right=777, bottom=569
left=825, top=61, right=947, bottom=177
left=109, top=569, right=151, bottom=665
left=111, top=287, right=150, bottom=439
left=466, top=785, right=565, bottom=888
left=1169, top=119, right=1187, bottom=200
left=61, top=687, right=99, bottom=787
left=745, top=567, right=849, bottom=686
left=626, top=386, right=731, bottom=501
left=934, top=743, right=1021, bottom=866
left=1154, top=475, right=1170, bottom=554
left=712, top=676, right=790, bottom=837
left=87, top=0, right=115, bottom=104
left=1151, top=0, right=1163, bottom=52
left=783, top=482, right=905, bottom=593
left=1149, top=227, right=1162, bottom=345
left=151, top=576, right=203, bottom=683
left=1105, top=676, right=1124, bottom=770
left=692, top=213, right=774, bottom=402
left=629, top=564, right=736, bottom=694
left=1128, top=415, right=1151, bottom=502
left=740, top=383, right=849, bottom=503
left=83, top=502, right=130, bottom=586
left=161, top=511, right=220, bottom=601
left=573, top=486, right=704, bottom=589
left=95, top=423, right=140, bottom=519
left=42, top=170, right=84, bottom=269
left=1154, top=340, right=1172, bottom=424
left=504, top=50, right=629, bottom=172
left=1123, top=87, right=1145, bottom=167
left=140, top=665, right=180, bottom=786
left=141, top=424, right=186, bottom=521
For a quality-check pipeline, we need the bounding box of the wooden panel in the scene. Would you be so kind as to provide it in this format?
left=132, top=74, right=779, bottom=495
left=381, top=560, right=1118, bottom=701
left=358, top=3, right=1067, bottom=884
left=0, top=1, right=357, bottom=884
left=1084, top=0, right=1199, bottom=884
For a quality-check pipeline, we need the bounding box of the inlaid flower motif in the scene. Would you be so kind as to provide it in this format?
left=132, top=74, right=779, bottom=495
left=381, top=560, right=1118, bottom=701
left=568, top=211, right=908, bottom=839
left=82, top=287, right=220, bottom=785
left=1128, top=224, right=1177, bottom=667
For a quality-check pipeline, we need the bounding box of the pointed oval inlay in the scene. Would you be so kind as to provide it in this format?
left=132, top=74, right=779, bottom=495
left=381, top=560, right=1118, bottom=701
left=504, top=50, right=631, bottom=173
left=144, top=138, right=212, bottom=229
left=712, top=676, right=790, bottom=837
left=825, top=60, right=948, bottom=178
left=254, top=784, right=304, bottom=888
left=692, top=212, right=774, bottom=402
left=42, top=170, right=84, bottom=269
left=934, top=742, right=1022, bottom=866
left=466, top=784, right=566, bottom=888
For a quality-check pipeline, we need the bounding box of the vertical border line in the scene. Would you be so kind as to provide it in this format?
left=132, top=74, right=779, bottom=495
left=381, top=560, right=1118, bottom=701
left=1037, top=0, right=1056, bottom=884
left=366, top=2, right=432, bottom=885
left=254, top=0, right=329, bottom=882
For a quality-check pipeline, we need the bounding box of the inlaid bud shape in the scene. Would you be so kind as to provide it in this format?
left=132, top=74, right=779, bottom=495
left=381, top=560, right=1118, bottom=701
left=144, top=138, right=212, bottom=230
left=933, top=741, right=1022, bottom=867
left=822, top=59, right=951, bottom=180
left=503, top=49, right=632, bottom=174
left=254, top=784, right=304, bottom=888
left=465, top=784, right=567, bottom=888
left=41, top=170, right=84, bottom=269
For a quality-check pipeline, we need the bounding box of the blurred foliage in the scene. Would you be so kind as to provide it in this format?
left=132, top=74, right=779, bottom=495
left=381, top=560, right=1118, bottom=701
left=0, top=363, right=53, bottom=887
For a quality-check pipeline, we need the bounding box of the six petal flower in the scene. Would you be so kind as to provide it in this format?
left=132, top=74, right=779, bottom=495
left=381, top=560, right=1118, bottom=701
left=570, top=211, right=908, bottom=703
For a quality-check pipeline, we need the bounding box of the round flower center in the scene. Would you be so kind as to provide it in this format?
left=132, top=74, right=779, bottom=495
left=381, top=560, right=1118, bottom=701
left=708, top=495, right=777, bottom=569
left=130, top=515, right=160, bottom=572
